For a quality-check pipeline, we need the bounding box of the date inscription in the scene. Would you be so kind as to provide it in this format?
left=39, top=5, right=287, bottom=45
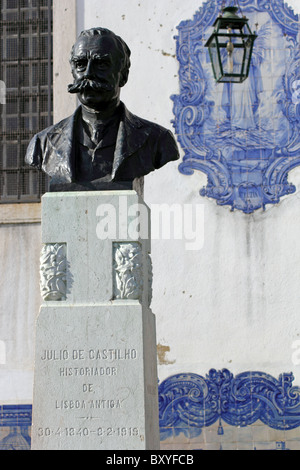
left=38, top=426, right=139, bottom=438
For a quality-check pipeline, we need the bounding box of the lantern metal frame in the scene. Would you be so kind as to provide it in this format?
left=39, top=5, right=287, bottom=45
left=205, top=5, right=257, bottom=83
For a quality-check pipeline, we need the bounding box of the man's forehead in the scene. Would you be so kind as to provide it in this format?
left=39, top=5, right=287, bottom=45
left=73, top=35, right=120, bottom=57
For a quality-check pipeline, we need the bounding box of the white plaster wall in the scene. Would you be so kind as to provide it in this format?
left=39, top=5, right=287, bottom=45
left=76, top=0, right=300, bottom=386
left=0, top=0, right=299, bottom=406
left=1, top=0, right=299, bottom=407
left=0, top=223, right=41, bottom=404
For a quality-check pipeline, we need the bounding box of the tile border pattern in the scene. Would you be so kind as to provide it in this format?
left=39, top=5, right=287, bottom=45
left=0, top=405, right=32, bottom=450
left=1, top=369, right=300, bottom=449
left=158, top=369, right=300, bottom=443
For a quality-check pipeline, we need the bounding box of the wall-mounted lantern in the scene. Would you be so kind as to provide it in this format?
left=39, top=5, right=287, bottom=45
left=205, top=5, right=257, bottom=83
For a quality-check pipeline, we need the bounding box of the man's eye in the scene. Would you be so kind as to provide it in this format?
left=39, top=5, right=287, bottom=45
left=95, top=58, right=110, bottom=68
left=75, top=60, right=87, bottom=70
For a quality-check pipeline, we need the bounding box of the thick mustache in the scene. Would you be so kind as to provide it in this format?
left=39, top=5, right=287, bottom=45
left=67, top=78, right=114, bottom=94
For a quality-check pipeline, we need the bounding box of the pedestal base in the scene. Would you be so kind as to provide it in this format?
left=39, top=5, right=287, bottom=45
left=32, top=302, right=159, bottom=450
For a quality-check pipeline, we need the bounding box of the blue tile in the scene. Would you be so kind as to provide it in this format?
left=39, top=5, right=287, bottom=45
left=173, top=0, right=300, bottom=213
left=159, top=369, right=300, bottom=443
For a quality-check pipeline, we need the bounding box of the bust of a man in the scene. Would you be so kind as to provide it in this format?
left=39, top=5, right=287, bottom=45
left=25, top=27, right=179, bottom=190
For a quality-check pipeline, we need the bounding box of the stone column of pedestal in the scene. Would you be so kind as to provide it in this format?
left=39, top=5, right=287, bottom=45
left=31, top=191, right=160, bottom=450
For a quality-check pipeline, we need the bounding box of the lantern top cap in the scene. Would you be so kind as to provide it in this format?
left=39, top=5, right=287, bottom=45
left=222, top=6, right=240, bottom=19
left=213, top=5, right=249, bottom=28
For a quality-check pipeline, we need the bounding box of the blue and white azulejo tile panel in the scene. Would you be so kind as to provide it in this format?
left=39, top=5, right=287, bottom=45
left=1, top=369, right=300, bottom=450
left=0, top=405, right=31, bottom=450
left=158, top=369, right=300, bottom=450
left=172, top=0, right=300, bottom=214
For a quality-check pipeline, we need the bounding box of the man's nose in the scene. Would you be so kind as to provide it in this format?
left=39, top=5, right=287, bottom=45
left=83, top=59, right=95, bottom=78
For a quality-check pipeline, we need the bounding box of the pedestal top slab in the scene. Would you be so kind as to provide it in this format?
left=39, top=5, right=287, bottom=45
left=40, top=191, right=151, bottom=304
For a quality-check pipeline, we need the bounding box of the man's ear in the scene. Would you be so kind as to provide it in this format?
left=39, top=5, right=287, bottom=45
left=119, top=70, right=129, bottom=88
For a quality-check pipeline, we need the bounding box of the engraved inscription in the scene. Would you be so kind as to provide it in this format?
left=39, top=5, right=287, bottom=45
left=59, top=367, right=117, bottom=377
left=37, top=427, right=139, bottom=438
left=37, top=346, right=140, bottom=437
left=39, top=348, right=138, bottom=378
left=55, top=399, right=122, bottom=410
left=40, top=348, right=137, bottom=361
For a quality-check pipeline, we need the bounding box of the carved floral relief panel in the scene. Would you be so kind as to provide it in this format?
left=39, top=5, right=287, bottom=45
left=40, top=243, right=67, bottom=301
left=113, top=242, right=143, bottom=301
left=112, top=242, right=152, bottom=305
left=172, top=0, right=300, bottom=213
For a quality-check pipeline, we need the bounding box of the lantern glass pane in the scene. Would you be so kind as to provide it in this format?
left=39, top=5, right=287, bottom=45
left=208, top=36, right=222, bottom=80
left=244, top=38, right=253, bottom=75
left=222, top=46, right=244, bottom=76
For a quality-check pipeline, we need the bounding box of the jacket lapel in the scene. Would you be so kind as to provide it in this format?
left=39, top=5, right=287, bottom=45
left=46, top=104, right=151, bottom=182
left=111, top=104, right=151, bottom=179
left=46, top=107, right=81, bottom=182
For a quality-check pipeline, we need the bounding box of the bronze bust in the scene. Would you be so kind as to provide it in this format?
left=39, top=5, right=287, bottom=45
left=25, top=27, right=179, bottom=191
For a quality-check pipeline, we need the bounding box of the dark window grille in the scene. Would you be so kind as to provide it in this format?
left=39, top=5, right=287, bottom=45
left=0, top=0, right=52, bottom=203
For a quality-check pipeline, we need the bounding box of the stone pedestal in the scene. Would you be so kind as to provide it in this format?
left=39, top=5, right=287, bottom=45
left=32, top=191, right=159, bottom=450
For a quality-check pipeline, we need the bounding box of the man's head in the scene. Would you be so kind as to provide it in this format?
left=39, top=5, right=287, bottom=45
left=68, top=28, right=131, bottom=111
